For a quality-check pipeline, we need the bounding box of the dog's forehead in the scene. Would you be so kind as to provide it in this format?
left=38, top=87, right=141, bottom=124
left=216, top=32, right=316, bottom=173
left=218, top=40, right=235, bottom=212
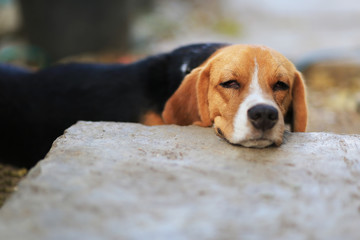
left=212, top=45, right=293, bottom=73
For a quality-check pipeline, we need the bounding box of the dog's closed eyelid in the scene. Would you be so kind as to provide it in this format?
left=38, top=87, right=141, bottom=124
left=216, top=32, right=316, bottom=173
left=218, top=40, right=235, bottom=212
left=219, top=80, right=241, bottom=89
left=272, top=81, right=289, bottom=91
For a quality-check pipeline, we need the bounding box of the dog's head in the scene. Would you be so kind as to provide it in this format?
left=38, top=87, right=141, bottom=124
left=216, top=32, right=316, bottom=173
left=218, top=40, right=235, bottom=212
left=162, top=44, right=307, bottom=147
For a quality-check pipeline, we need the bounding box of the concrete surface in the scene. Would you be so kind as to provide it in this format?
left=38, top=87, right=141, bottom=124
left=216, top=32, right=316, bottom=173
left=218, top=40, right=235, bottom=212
left=0, top=122, right=360, bottom=240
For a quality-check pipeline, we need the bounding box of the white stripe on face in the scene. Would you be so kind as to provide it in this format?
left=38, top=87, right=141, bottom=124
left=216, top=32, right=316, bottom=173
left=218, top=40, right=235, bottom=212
left=231, top=58, right=276, bottom=143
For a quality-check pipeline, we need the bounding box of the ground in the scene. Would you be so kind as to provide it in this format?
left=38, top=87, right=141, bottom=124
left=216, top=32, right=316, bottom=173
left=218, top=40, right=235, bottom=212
left=305, top=62, right=360, bottom=134
left=0, top=165, right=27, bottom=207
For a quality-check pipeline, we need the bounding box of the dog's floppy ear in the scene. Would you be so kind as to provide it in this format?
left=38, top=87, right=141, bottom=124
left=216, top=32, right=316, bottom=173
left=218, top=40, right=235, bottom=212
left=162, top=65, right=212, bottom=126
left=290, top=71, right=308, bottom=132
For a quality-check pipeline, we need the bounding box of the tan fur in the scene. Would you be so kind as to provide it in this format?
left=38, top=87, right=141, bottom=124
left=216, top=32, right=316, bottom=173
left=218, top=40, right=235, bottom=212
left=291, top=71, right=308, bottom=132
left=162, top=66, right=213, bottom=126
left=141, top=111, right=164, bottom=126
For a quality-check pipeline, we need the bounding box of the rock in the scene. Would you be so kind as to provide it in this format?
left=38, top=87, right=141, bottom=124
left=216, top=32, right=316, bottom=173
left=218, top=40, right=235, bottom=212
left=0, top=121, right=360, bottom=240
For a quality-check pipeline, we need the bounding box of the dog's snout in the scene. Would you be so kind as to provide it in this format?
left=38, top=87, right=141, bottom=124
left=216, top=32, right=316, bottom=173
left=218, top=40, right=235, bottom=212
left=247, top=104, right=278, bottom=131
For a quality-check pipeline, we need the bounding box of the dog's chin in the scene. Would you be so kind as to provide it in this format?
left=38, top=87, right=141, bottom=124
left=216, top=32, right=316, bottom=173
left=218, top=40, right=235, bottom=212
left=216, top=132, right=276, bottom=148
left=214, top=126, right=283, bottom=148
left=237, top=139, right=274, bottom=148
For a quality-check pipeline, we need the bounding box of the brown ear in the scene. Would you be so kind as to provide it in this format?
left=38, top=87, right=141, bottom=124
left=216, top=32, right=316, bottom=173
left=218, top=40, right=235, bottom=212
left=162, top=66, right=212, bottom=126
left=291, top=71, right=308, bottom=132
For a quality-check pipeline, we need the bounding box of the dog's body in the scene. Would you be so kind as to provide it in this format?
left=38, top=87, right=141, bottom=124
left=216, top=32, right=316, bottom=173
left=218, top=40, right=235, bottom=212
left=0, top=43, right=227, bottom=167
left=0, top=43, right=307, bottom=168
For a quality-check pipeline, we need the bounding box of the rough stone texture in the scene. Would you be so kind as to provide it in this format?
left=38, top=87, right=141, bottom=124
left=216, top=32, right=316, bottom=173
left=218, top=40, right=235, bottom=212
left=0, top=122, right=360, bottom=240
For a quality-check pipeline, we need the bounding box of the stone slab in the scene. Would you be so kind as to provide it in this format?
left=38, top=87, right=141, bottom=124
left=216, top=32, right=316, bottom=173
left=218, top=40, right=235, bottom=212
left=0, top=122, right=360, bottom=240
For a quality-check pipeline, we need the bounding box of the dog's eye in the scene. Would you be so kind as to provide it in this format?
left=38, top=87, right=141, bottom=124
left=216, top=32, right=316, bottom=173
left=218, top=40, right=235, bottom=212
left=273, top=81, right=289, bottom=91
left=220, top=80, right=240, bottom=89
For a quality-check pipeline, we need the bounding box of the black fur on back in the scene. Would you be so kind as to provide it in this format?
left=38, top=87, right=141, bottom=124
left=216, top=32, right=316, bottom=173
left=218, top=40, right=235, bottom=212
left=0, top=43, right=228, bottom=167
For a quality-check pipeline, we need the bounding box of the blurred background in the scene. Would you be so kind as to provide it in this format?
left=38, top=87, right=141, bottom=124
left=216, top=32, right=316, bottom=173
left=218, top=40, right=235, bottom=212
left=0, top=0, right=359, bottom=132
left=0, top=0, right=360, bottom=206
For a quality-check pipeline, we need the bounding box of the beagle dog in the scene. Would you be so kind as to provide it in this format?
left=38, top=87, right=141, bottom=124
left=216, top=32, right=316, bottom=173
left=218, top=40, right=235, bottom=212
left=0, top=43, right=306, bottom=168
left=161, top=44, right=307, bottom=148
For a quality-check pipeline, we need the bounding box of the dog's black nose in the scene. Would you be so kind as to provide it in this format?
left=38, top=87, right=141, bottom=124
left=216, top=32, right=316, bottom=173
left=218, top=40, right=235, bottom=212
left=247, top=104, right=278, bottom=131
